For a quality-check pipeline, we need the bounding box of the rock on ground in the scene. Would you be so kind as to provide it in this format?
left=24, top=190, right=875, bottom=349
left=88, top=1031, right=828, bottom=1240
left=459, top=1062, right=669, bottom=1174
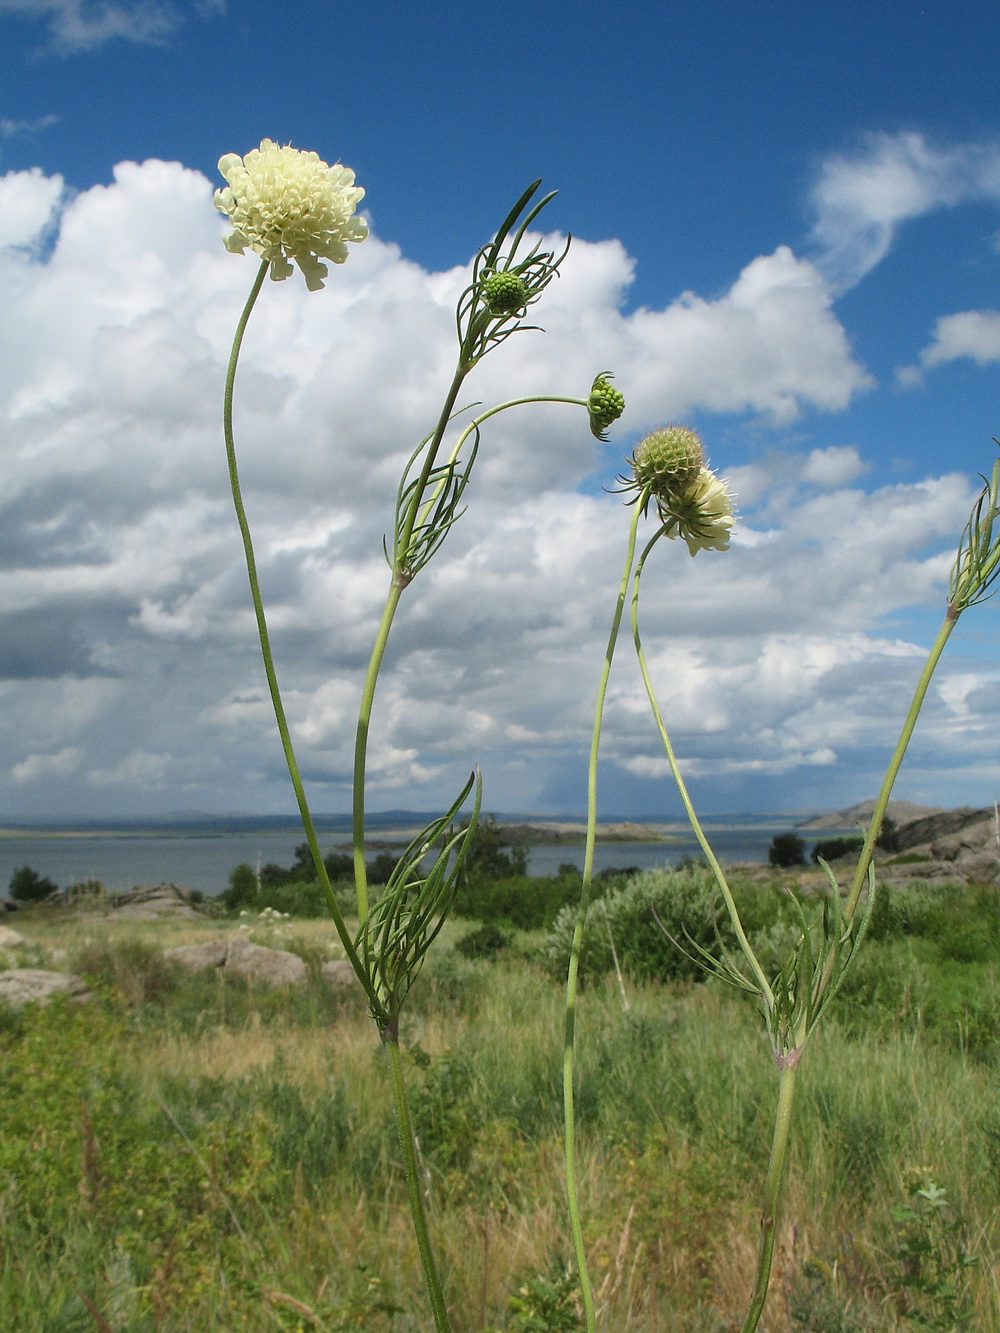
left=163, top=935, right=306, bottom=987
left=322, top=958, right=358, bottom=987
left=0, top=926, right=26, bottom=949
left=0, top=969, right=90, bottom=1007
left=111, top=884, right=204, bottom=919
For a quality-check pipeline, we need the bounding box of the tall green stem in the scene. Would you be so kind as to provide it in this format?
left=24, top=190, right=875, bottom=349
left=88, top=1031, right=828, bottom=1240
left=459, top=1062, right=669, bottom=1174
left=564, top=498, right=645, bottom=1333
left=738, top=1053, right=800, bottom=1333
left=843, top=611, right=956, bottom=920
left=223, top=260, right=374, bottom=1003
left=386, top=1036, right=453, bottom=1333
left=630, top=536, right=774, bottom=1010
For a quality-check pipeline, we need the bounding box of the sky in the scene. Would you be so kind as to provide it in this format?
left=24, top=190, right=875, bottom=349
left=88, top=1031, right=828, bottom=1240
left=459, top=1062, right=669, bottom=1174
left=1, top=0, right=1000, bottom=820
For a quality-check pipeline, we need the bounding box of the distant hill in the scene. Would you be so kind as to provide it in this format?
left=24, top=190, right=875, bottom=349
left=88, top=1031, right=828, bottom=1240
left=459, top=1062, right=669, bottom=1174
left=796, top=799, right=945, bottom=832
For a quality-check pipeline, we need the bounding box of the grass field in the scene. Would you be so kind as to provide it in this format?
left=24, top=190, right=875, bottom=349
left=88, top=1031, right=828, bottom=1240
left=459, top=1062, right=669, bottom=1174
left=1, top=870, right=998, bottom=1332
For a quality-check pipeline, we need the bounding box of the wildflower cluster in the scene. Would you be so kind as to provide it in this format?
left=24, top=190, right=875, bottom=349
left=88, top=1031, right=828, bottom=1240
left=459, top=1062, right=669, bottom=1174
left=214, top=138, right=367, bottom=291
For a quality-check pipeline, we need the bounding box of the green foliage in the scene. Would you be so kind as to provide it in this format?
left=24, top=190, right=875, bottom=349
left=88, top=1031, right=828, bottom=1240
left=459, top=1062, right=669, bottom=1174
left=459, top=814, right=528, bottom=884
left=454, top=871, right=581, bottom=930
left=491, top=1257, right=583, bottom=1332
left=811, top=835, right=864, bottom=864
left=8, top=864, right=58, bottom=902
left=455, top=923, right=512, bottom=960
left=541, top=866, right=737, bottom=983
left=789, top=1260, right=867, bottom=1333
left=768, top=832, right=806, bottom=867
left=890, top=1178, right=977, bottom=1330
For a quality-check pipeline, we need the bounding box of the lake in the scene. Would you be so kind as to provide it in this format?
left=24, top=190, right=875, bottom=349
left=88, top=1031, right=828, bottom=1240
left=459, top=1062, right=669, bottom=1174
left=0, top=815, right=838, bottom=896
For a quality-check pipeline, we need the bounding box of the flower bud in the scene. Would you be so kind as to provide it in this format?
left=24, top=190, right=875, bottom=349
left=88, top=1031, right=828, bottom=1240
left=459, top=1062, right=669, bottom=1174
left=482, top=270, right=529, bottom=316
left=631, top=426, right=705, bottom=491
left=588, top=372, right=625, bottom=440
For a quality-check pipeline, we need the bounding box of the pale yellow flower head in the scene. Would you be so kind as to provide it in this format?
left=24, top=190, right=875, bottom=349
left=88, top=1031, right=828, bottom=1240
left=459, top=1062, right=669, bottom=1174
left=663, top=466, right=736, bottom=556
left=214, top=139, right=367, bottom=291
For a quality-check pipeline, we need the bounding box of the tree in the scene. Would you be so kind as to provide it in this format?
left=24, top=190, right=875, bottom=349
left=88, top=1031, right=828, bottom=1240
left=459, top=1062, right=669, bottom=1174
left=9, top=865, right=58, bottom=902
left=459, top=815, right=528, bottom=885
left=768, top=833, right=806, bottom=868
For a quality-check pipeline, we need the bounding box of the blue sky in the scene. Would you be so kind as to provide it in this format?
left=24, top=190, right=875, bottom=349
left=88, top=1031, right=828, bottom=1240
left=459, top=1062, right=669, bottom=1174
left=1, top=0, right=1000, bottom=819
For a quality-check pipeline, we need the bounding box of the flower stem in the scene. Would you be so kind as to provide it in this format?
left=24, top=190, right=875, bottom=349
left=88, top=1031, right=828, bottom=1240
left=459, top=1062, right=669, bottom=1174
left=223, top=259, right=374, bottom=1003
left=843, top=611, right=957, bottom=922
left=738, top=1053, right=800, bottom=1333
left=630, top=535, right=774, bottom=1011
left=386, top=1035, right=453, bottom=1333
left=351, top=364, right=469, bottom=918
left=564, top=497, right=645, bottom=1333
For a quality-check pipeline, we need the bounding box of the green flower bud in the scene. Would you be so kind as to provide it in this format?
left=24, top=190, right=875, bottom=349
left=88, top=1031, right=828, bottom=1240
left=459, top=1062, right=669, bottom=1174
left=630, top=425, right=705, bottom=493
left=482, top=270, right=529, bottom=316
left=588, top=371, right=625, bottom=440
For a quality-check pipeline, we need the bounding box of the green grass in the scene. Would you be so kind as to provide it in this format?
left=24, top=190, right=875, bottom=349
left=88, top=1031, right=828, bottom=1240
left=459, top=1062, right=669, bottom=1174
left=0, top=875, right=997, bottom=1331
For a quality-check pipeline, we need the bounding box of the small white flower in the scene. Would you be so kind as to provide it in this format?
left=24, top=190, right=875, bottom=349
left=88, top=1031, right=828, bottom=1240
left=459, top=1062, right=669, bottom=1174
left=663, top=466, right=736, bottom=556
left=214, top=138, right=367, bottom=291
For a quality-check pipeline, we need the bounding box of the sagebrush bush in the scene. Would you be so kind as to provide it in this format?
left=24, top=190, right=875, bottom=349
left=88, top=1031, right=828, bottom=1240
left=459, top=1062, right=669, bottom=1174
left=540, top=866, right=733, bottom=983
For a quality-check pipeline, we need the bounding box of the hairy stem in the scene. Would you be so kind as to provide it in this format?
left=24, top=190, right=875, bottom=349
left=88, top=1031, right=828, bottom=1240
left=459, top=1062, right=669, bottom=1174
left=564, top=497, right=645, bottom=1333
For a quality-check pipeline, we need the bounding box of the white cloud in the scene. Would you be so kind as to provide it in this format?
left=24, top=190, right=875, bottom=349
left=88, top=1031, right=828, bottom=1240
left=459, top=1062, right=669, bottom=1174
left=12, top=744, right=81, bottom=782
left=0, top=156, right=994, bottom=816
left=0, top=0, right=217, bottom=51
left=801, top=445, right=866, bottom=489
left=899, top=308, right=1000, bottom=383
left=0, top=167, right=63, bottom=248
left=810, top=131, right=1000, bottom=292
left=0, top=114, right=59, bottom=137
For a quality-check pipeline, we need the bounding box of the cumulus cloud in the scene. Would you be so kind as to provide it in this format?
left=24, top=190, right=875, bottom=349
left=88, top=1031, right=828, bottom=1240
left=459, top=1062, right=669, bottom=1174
left=0, top=156, right=993, bottom=816
left=0, top=0, right=222, bottom=52
left=810, top=131, right=1000, bottom=292
left=898, top=308, right=1000, bottom=384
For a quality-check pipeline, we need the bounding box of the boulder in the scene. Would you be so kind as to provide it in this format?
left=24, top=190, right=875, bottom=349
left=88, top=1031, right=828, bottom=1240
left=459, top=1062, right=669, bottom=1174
left=322, top=958, right=358, bottom=987
left=162, top=940, right=228, bottom=970
left=224, top=935, right=307, bottom=987
left=0, top=969, right=89, bottom=1007
left=112, top=884, right=203, bottom=919
left=0, top=926, right=26, bottom=949
left=163, top=935, right=306, bottom=987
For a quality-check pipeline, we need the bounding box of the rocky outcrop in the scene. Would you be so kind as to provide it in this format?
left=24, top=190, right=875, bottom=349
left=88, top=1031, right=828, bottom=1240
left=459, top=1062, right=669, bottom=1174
left=0, top=969, right=90, bottom=1007
left=798, top=799, right=945, bottom=832
left=111, top=884, right=205, bottom=919
left=163, top=934, right=307, bottom=986
left=894, top=806, right=994, bottom=851
left=0, top=926, right=26, bottom=949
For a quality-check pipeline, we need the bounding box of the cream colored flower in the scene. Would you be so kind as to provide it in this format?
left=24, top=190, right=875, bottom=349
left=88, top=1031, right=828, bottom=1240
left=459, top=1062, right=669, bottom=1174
left=214, top=139, right=367, bottom=291
left=662, top=466, right=736, bottom=556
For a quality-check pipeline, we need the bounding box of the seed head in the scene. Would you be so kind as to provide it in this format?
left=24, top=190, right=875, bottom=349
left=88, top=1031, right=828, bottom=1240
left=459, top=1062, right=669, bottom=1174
left=631, top=426, right=705, bottom=491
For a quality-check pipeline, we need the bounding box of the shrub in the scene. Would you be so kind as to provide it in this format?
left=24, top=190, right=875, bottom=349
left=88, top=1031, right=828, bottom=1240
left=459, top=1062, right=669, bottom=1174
left=455, top=924, right=511, bottom=960
left=768, top=833, right=806, bottom=867
left=8, top=864, right=58, bottom=902
left=540, top=865, right=731, bottom=984
left=811, top=835, right=864, bottom=864
left=453, top=871, right=585, bottom=930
